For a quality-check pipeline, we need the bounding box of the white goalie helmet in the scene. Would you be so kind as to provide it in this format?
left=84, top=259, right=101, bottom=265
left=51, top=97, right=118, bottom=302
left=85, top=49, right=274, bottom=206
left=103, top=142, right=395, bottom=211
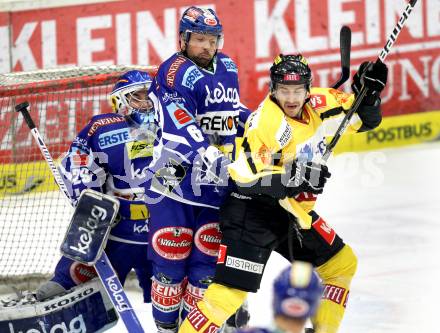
left=110, top=70, right=154, bottom=124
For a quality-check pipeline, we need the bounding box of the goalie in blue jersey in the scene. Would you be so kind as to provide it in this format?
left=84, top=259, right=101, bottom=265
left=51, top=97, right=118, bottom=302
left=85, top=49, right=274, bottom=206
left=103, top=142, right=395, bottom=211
left=35, top=70, right=157, bottom=311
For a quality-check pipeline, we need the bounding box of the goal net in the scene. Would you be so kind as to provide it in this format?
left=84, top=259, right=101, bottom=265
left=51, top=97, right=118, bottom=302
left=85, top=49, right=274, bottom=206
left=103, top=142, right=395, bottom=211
left=0, top=65, right=156, bottom=291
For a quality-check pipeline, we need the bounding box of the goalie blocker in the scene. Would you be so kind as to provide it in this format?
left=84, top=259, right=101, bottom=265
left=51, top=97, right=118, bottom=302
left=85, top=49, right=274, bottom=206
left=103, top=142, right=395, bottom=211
left=0, top=279, right=117, bottom=333
left=61, top=189, right=120, bottom=265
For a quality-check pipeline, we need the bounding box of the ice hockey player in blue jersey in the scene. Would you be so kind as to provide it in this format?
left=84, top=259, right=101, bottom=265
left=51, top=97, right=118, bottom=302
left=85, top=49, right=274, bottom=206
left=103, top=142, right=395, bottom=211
left=146, top=6, right=251, bottom=333
left=36, top=70, right=157, bottom=305
left=236, top=261, right=323, bottom=333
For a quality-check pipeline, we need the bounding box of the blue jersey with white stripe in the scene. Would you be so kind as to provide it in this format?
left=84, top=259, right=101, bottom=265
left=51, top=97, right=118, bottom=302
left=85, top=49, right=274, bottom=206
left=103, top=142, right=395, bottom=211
left=148, top=52, right=250, bottom=208
left=59, top=113, right=157, bottom=243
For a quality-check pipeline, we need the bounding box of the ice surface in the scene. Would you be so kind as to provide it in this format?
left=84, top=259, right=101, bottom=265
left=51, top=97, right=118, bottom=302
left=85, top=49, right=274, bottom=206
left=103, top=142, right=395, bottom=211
left=108, top=142, right=440, bottom=333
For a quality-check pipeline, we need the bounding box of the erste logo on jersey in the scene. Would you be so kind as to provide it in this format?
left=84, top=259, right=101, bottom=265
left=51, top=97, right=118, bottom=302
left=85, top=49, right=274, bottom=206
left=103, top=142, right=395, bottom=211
left=194, top=222, right=222, bottom=256
left=221, top=58, right=238, bottom=73
left=98, top=128, right=131, bottom=149
left=152, top=227, right=193, bottom=260
left=182, top=65, right=203, bottom=90
left=166, top=103, right=195, bottom=129
left=198, top=110, right=240, bottom=135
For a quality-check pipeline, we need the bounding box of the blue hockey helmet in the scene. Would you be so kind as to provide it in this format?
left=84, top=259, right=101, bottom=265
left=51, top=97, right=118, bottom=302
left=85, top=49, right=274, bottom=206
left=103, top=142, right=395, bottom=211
left=179, top=6, right=224, bottom=48
left=273, top=261, right=323, bottom=320
left=110, top=70, right=153, bottom=123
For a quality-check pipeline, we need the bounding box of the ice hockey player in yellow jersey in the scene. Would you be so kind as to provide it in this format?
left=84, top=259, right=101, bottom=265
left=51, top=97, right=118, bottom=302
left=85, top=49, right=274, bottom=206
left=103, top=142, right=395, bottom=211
left=178, top=54, right=388, bottom=333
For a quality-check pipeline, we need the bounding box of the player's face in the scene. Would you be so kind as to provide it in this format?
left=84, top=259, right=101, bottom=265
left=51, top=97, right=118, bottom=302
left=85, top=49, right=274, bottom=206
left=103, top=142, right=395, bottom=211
left=183, top=32, right=218, bottom=67
left=126, top=89, right=152, bottom=112
left=274, top=83, right=309, bottom=119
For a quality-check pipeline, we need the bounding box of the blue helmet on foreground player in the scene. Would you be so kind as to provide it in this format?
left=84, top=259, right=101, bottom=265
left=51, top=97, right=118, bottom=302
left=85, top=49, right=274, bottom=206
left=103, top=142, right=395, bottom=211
left=235, top=262, right=322, bottom=333
left=273, top=262, right=323, bottom=322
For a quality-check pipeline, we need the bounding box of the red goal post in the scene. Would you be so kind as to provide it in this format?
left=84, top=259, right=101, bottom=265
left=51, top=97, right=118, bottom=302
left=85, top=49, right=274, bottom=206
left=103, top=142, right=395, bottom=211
left=0, top=65, right=156, bottom=290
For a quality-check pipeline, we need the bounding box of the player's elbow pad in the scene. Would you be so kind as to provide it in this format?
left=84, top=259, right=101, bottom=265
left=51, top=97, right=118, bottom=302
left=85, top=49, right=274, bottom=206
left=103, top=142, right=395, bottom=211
left=235, top=174, right=287, bottom=199
left=357, top=103, right=382, bottom=132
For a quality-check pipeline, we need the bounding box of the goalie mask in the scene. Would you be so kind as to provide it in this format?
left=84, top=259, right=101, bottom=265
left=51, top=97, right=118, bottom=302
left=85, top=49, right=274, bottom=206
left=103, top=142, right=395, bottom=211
left=270, top=54, right=312, bottom=92
left=110, top=70, right=153, bottom=125
left=179, top=6, right=224, bottom=49
left=273, top=261, right=323, bottom=320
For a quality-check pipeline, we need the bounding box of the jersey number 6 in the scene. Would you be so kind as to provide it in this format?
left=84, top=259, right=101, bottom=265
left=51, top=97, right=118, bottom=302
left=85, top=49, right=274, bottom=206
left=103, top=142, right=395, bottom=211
left=187, top=125, right=204, bottom=142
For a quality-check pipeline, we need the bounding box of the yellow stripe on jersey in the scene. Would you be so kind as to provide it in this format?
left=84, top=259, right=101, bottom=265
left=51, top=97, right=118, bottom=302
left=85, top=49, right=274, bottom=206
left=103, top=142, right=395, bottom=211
left=228, top=88, right=364, bottom=228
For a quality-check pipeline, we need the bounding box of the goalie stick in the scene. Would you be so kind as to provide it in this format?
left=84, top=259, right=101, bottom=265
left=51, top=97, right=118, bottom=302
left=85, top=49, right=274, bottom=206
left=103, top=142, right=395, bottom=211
left=15, top=101, right=145, bottom=333
left=280, top=0, right=420, bottom=228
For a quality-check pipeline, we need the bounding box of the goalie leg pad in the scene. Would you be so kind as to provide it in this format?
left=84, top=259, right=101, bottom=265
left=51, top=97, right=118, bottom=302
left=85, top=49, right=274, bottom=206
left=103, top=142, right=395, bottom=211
left=312, top=244, right=358, bottom=333
left=35, top=281, right=67, bottom=302
left=37, top=257, right=98, bottom=301
left=0, top=279, right=117, bottom=333
left=214, top=237, right=272, bottom=292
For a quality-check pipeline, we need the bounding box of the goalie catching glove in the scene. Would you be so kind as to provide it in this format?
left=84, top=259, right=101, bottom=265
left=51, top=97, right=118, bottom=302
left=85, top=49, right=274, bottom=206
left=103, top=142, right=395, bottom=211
left=235, top=160, right=330, bottom=199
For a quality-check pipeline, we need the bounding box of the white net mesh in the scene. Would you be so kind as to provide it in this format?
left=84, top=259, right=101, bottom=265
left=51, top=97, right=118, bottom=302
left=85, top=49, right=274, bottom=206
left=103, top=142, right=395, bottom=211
left=0, top=65, right=156, bottom=289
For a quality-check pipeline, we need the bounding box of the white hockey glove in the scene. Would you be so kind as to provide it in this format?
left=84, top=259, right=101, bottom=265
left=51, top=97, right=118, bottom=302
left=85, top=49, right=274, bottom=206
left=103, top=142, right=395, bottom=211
left=193, top=146, right=230, bottom=186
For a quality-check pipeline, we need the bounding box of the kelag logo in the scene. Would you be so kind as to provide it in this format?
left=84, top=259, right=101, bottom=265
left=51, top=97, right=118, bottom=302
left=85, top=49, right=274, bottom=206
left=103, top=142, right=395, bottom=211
left=366, top=123, right=432, bottom=143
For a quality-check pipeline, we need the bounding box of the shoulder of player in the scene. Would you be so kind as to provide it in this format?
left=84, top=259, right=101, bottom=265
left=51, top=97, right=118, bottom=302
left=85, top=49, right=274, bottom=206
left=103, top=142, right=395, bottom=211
left=254, top=95, right=285, bottom=132
left=308, top=87, right=354, bottom=113
left=216, top=52, right=238, bottom=74
left=157, top=53, right=205, bottom=89
left=247, top=95, right=290, bottom=149
left=84, top=113, right=127, bottom=137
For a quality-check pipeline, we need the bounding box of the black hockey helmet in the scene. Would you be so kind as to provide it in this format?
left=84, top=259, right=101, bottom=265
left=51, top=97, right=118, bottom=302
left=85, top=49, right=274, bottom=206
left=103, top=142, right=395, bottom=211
left=270, top=54, right=312, bottom=92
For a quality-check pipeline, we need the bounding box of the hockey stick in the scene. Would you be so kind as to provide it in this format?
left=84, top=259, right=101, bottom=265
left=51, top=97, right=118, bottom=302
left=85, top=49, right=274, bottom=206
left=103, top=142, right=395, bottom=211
left=280, top=0, right=419, bottom=227
left=15, top=101, right=145, bottom=333
left=331, top=25, right=351, bottom=90
left=285, top=26, right=352, bottom=255
left=323, top=0, right=418, bottom=161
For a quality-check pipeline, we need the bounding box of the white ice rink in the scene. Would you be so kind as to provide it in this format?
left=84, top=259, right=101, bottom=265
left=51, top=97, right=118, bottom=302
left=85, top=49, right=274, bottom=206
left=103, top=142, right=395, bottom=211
left=110, top=142, right=440, bottom=333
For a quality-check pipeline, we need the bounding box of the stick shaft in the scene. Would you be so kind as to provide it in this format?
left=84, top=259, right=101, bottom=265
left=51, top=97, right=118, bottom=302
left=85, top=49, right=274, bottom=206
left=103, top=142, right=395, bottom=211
left=323, top=0, right=418, bottom=160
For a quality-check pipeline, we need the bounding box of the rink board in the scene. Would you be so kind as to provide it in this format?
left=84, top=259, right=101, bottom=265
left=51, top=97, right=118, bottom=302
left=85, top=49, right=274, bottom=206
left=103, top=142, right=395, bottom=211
left=334, top=109, right=440, bottom=153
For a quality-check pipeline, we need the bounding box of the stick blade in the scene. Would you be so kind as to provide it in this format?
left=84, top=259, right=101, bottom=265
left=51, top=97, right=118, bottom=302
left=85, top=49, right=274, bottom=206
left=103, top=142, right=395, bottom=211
left=339, top=25, right=352, bottom=80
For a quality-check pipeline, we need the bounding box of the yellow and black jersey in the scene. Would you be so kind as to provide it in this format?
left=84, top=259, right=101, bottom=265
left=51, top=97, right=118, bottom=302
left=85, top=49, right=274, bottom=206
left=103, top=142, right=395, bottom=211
left=228, top=87, right=368, bottom=214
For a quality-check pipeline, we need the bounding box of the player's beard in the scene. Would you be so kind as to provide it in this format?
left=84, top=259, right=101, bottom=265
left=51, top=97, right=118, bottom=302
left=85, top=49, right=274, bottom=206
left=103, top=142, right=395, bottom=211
left=192, top=52, right=214, bottom=68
